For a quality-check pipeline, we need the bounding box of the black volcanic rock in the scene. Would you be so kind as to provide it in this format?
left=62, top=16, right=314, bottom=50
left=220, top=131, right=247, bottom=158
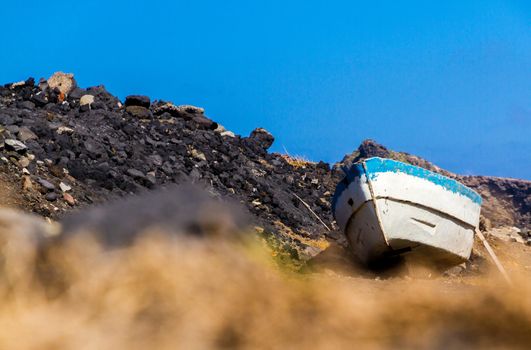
left=126, top=105, right=152, bottom=119
left=125, top=95, right=151, bottom=108
left=0, top=73, right=528, bottom=266
left=0, top=74, right=342, bottom=253
left=358, top=139, right=390, bottom=159
left=249, top=128, right=274, bottom=150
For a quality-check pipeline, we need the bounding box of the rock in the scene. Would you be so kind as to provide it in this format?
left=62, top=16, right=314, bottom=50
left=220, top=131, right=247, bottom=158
left=17, top=127, right=38, bottom=142
left=178, top=105, right=204, bottom=114
left=443, top=263, right=466, bottom=277
left=22, top=176, right=33, bottom=191
left=153, top=103, right=204, bottom=118
left=127, top=168, right=145, bottom=179
left=83, top=140, right=106, bottom=158
left=126, top=105, right=152, bottom=119
left=145, top=174, right=157, bottom=188
left=0, top=114, right=16, bottom=125
left=148, top=154, right=163, bottom=167
left=47, top=72, right=77, bottom=96
left=488, top=226, right=526, bottom=244
left=7, top=125, right=19, bottom=134
left=59, top=182, right=72, bottom=192
left=192, top=116, right=218, bottom=130
left=31, top=93, right=48, bottom=107
left=63, top=193, right=75, bottom=206
left=317, top=161, right=330, bottom=171
left=45, top=192, right=58, bottom=202
left=17, top=101, right=35, bottom=110
left=38, top=78, right=48, bottom=91
left=191, top=149, right=207, bottom=162
left=214, top=124, right=226, bottom=133
left=358, top=139, right=391, bottom=159
left=125, top=95, right=150, bottom=108
left=48, top=164, right=65, bottom=178
left=9, top=80, right=26, bottom=88
left=249, top=128, right=274, bottom=150
left=220, top=130, right=235, bottom=138
left=214, top=124, right=235, bottom=137
left=5, top=139, right=27, bottom=152
left=18, top=156, right=30, bottom=168
left=57, top=126, right=74, bottom=135
left=69, top=87, right=85, bottom=99
left=479, top=216, right=492, bottom=232
left=79, top=94, right=95, bottom=107
left=37, top=178, right=55, bottom=192
left=25, top=77, right=35, bottom=87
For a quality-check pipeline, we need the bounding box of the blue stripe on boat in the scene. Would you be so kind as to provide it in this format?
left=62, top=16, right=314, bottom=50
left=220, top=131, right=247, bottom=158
left=365, top=158, right=482, bottom=204
left=332, top=158, right=482, bottom=216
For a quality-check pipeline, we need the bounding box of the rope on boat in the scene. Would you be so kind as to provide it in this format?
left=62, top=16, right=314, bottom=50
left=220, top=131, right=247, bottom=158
left=475, top=228, right=513, bottom=286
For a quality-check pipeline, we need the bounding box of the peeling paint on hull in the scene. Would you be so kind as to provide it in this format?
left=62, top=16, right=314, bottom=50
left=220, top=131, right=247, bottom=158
left=333, top=158, right=482, bottom=266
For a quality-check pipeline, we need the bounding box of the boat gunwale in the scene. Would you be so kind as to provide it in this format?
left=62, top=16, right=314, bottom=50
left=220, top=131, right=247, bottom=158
left=332, top=157, right=483, bottom=217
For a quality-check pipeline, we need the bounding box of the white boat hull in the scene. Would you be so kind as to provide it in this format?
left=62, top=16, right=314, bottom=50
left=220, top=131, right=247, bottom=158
left=333, top=158, right=482, bottom=266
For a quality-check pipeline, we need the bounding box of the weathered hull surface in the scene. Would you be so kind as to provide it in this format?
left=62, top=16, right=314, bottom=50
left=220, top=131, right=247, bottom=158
left=332, top=158, right=482, bottom=265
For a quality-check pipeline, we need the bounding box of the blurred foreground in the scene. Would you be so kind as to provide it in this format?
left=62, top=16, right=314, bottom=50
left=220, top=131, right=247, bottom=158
left=0, top=196, right=530, bottom=349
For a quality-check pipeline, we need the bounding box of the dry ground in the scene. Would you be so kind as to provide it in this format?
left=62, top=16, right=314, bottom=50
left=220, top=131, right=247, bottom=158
left=0, top=217, right=529, bottom=350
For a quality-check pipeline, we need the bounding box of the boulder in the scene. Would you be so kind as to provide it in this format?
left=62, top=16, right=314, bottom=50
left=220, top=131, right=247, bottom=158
left=177, top=105, right=204, bottom=114
left=192, top=116, right=218, bottom=130
left=17, top=127, right=38, bottom=142
left=125, top=95, right=150, bottom=108
left=80, top=95, right=95, bottom=107
left=126, top=105, right=152, bottom=119
left=5, top=139, right=27, bottom=152
left=249, top=128, right=274, bottom=150
left=31, top=93, right=48, bottom=107
left=47, top=72, right=77, bottom=95
left=358, top=139, right=391, bottom=159
left=45, top=192, right=58, bottom=202
left=17, top=101, right=35, bottom=110
left=153, top=103, right=204, bottom=118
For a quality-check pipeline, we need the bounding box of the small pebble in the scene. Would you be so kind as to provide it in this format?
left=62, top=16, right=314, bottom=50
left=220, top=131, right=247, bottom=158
left=63, top=193, right=76, bottom=206
left=59, top=182, right=72, bottom=192
left=45, top=192, right=58, bottom=202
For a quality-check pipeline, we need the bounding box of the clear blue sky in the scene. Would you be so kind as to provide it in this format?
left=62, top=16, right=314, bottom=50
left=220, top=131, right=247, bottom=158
left=1, top=1, right=529, bottom=179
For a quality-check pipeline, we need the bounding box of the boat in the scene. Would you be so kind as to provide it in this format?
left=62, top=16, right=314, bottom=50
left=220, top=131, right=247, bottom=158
left=332, top=157, right=482, bottom=266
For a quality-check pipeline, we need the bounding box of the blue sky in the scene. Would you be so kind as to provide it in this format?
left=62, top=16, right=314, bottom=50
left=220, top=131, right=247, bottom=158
left=1, top=1, right=530, bottom=179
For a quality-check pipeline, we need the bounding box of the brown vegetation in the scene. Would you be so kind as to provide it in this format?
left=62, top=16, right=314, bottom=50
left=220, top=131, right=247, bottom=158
left=0, top=218, right=530, bottom=349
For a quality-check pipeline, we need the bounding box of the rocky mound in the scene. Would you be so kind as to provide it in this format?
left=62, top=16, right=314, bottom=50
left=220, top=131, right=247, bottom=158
left=0, top=73, right=528, bottom=261
left=0, top=73, right=340, bottom=261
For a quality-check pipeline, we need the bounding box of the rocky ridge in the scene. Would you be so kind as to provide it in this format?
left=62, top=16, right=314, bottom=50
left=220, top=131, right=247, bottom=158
left=0, top=73, right=529, bottom=261
left=0, top=73, right=340, bottom=261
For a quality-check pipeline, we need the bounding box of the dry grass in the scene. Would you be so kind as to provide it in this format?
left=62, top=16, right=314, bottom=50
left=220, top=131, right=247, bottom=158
left=0, top=216, right=530, bottom=350
left=281, top=154, right=313, bottom=168
left=280, top=154, right=314, bottom=168
left=279, top=147, right=314, bottom=168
